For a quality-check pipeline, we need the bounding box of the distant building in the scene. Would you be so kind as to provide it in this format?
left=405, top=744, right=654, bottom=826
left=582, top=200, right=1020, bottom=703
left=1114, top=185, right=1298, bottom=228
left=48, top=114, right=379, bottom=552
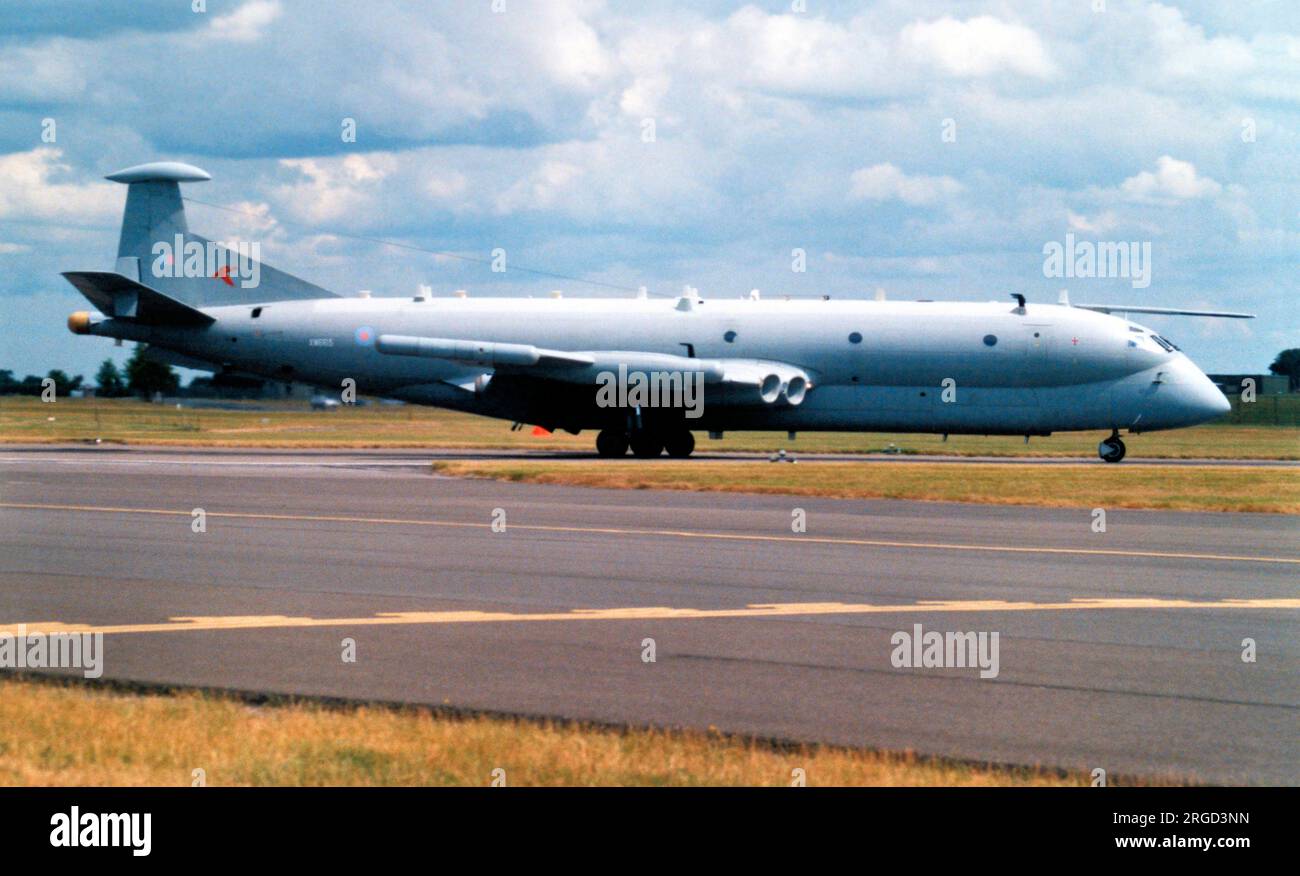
left=1207, top=374, right=1290, bottom=397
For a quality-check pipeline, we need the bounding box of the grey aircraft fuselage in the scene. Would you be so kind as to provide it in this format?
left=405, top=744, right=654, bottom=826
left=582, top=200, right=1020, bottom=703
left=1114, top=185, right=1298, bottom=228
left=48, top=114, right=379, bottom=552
left=77, top=294, right=1230, bottom=436
left=65, top=161, right=1236, bottom=454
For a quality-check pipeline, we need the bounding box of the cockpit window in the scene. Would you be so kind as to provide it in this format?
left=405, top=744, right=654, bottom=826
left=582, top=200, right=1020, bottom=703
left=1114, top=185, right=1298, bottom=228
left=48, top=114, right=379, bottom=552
left=1150, top=334, right=1179, bottom=353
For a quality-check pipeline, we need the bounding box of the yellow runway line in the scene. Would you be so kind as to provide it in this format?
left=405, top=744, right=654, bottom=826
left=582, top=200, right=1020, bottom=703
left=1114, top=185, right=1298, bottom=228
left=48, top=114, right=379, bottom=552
left=2, top=597, right=1298, bottom=638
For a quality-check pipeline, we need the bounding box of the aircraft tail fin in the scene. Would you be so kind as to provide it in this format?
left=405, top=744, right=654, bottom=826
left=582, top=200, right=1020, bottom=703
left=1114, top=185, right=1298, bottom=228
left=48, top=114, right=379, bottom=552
left=105, top=162, right=338, bottom=308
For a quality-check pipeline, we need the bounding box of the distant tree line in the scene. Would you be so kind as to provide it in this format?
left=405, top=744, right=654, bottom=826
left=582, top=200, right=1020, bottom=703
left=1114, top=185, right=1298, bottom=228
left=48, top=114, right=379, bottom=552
left=1, top=346, right=176, bottom=398
left=2, top=346, right=276, bottom=399
left=1271, top=348, right=1300, bottom=392
left=0, top=369, right=84, bottom=396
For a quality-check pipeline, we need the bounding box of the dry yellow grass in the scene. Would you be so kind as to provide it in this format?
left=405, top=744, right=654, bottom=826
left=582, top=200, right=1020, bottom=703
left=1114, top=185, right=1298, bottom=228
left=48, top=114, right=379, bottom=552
left=433, top=460, right=1300, bottom=514
left=0, top=676, right=1114, bottom=787
left=1, top=397, right=1296, bottom=458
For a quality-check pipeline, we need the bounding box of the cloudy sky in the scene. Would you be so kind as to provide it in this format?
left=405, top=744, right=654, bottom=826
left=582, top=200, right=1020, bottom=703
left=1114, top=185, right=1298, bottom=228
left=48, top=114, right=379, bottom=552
left=1, top=0, right=1296, bottom=378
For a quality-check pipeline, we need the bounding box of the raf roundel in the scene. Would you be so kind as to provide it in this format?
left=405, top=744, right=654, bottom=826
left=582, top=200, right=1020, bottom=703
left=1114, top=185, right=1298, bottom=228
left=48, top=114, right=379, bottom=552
left=354, top=326, right=375, bottom=346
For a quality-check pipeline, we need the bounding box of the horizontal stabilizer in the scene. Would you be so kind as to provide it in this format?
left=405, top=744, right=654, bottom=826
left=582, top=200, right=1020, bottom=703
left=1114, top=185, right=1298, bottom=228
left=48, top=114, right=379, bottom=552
left=1074, top=303, right=1255, bottom=319
left=62, top=271, right=215, bottom=326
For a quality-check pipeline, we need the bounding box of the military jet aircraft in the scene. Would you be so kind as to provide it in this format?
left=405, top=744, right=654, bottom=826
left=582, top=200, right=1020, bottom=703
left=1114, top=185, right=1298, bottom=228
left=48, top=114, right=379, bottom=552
left=66, top=162, right=1251, bottom=462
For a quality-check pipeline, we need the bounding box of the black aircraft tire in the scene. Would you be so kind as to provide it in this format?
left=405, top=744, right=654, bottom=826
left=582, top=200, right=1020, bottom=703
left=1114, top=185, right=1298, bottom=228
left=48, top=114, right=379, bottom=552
left=596, top=429, right=629, bottom=458
left=629, top=433, right=664, bottom=459
left=663, top=430, right=695, bottom=459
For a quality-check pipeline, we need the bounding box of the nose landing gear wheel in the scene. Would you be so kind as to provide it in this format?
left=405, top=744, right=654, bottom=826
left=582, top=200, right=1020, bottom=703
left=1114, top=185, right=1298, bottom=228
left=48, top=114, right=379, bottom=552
left=629, top=432, right=665, bottom=458
left=595, top=429, right=629, bottom=458
left=663, top=429, right=695, bottom=459
left=1099, top=434, right=1126, bottom=463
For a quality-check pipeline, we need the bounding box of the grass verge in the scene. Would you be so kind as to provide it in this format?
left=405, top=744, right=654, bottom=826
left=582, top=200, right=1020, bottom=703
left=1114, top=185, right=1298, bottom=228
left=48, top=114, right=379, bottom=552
left=431, top=460, right=1300, bottom=514
left=1, top=397, right=1296, bottom=458
left=0, top=675, right=1127, bottom=787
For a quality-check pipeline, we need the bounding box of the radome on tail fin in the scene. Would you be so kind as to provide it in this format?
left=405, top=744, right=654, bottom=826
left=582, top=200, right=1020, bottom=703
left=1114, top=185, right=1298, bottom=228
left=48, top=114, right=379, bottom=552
left=95, top=161, right=338, bottom=310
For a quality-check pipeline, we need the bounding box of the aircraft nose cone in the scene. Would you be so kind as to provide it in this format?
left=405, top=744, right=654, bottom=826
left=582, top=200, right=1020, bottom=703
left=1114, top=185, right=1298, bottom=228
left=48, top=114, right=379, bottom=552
left=1208, top=384, right=1232, bottom=416
left=1183, top=363, right=1231, bottom=423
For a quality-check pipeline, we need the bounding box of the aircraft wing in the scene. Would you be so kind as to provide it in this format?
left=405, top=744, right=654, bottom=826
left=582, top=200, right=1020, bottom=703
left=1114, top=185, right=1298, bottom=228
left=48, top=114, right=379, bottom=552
left=1073, top=303, right=1255, bottom=319
left=375, top=333, right=813, bottom=405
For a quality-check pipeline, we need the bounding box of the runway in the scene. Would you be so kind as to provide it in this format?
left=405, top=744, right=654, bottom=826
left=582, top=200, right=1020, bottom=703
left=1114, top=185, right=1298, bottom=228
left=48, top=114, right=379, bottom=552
left=1, top=445, right=1297, bottom=784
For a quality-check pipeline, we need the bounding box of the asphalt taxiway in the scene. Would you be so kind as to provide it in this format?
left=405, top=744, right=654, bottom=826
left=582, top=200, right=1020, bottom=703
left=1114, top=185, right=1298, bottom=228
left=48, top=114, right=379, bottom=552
left=1, top=445, right=1296, bottom=783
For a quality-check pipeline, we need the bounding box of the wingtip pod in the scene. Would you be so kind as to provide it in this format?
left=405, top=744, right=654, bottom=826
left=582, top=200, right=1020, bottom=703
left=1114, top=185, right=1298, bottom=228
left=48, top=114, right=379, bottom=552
left=67, top=311, right=92, bottom=334
left=104, top=162, right=211, bottom=184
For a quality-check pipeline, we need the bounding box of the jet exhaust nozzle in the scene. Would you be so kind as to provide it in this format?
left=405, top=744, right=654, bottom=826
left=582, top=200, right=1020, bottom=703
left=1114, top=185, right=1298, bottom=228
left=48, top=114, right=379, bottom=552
left=783, top=375, right=808, bottom=406
left=722, top=361, right=815, bottom=407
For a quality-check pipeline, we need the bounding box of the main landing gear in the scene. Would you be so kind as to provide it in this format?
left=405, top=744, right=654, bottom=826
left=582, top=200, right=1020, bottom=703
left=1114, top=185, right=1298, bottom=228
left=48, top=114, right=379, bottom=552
left=629, top=431, right=663, bottom=458
left=1098, top=431, right=1127, bottom=463
left=595, top=429, right=629, bottom=458
left=596, top=427, right=695, bottom=459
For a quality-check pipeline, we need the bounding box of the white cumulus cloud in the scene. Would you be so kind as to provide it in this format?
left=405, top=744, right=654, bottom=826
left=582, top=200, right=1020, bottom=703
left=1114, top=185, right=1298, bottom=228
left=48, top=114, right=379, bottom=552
left=208, top=0, right=282, bottom=43
left=274, top=154, right=394, bottom=223
left=0, top=148, right=117, bottom=221
left=849, top=163, right=963, bottom=206
left=900, top=15, right=1056, bottom=79
left=1120, top=156, right=1221, bottom=202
